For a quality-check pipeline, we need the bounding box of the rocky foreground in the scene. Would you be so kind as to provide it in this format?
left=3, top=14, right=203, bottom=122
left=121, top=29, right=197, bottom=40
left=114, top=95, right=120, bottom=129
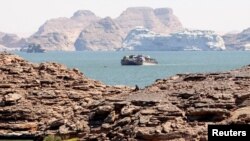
left=0, top=52, right=250, bottom=141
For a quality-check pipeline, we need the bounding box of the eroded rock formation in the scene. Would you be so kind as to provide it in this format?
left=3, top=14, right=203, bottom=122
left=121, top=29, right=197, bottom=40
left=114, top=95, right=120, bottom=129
left=0, top=52, right=250, bottom=141
left=0, top=52, right=131, bottom=139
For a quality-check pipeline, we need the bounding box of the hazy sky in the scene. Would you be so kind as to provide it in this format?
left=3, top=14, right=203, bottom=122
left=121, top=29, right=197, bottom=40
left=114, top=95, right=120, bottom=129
left=0, top=0, right=250, bottom=37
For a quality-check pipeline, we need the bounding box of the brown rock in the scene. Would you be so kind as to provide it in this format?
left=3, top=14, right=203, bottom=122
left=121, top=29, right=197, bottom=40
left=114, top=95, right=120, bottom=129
left=186, top=108, right=230, bottom=122
left=4, top=93, right=22, bottom=104
left=1, top=52, right=250, bottom=141
left=116, top=117, right=131, bottom=127
left=162, top=122, right=172, bottom=133
left=48, top=119, right=64, bottom=130
left=121, top=105, right=140, bottom=116
left=104, top=111, right=116, bottom=123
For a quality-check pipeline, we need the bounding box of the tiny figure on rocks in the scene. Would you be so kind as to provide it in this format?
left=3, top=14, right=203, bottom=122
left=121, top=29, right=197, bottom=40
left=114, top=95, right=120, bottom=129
left=134, top=85, right=140, bottom=91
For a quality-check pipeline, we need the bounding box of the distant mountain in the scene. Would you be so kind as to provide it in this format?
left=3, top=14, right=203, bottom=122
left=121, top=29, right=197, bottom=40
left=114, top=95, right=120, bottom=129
left=120, top=27, right=225, bottom=51
left=6, top=7, right=244, bottom=52
left=115, top=7, right=182, bottom=34
left=223, top=28, right=250, bottom=50
left=74, top=7, right=183, bottom=51
left=26, top=7, right=183, bottom=51
left=75, top=17, right=125, bottom=51
left=27, top=32, right=73, bottom=51
left=0, top=32, right=25, bottom=48
left=27, top=10, right=100, bottom=51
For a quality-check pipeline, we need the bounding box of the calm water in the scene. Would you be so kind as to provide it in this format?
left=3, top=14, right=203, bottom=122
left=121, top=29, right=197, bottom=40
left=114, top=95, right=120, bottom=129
left=16, top=51, right=250, bottom=87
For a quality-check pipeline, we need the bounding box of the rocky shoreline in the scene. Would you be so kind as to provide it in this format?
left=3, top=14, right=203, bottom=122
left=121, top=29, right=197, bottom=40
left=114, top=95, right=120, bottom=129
left=0, top=52, right=250, bottom=141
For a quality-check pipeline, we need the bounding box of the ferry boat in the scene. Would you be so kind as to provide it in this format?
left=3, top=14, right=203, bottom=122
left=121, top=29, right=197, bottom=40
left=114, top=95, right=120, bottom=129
left=121, top=55, right=158, bottom=65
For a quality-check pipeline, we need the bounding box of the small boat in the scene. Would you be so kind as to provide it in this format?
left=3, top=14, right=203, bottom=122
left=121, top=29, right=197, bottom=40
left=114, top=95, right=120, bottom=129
left=121, top=55, right=158, bottom=65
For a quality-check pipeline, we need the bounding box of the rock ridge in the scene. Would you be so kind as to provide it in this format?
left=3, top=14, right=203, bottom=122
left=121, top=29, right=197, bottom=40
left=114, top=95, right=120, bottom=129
left=0, top=52, right=250, bottom=141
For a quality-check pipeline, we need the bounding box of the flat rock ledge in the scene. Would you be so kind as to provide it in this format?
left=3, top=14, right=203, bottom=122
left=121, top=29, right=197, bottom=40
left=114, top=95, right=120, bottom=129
left=0, top=52, right=250, bottom=141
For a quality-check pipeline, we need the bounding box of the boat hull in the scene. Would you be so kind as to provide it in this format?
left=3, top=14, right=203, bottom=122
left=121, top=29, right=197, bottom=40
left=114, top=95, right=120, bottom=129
left=121, top=60, right=158, bottom=65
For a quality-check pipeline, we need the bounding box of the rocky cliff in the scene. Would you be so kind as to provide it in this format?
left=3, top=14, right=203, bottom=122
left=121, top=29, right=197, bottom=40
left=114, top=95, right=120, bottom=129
left=27, top=10, right=100, bottom=51
left=0, top=52, right=132, bottom=139
left=74, top=17, right=125, bottom=51
left=121, top=27, right=225, bottom=51
left=115, top=7, right=182, bottom=34
left=27, top=32, right=73, bottom=51
left=27, top=7, right=183, bottom=51
left=0, top=52, right=250, bottom=140
left=223, top=28, right=250, bottom=50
